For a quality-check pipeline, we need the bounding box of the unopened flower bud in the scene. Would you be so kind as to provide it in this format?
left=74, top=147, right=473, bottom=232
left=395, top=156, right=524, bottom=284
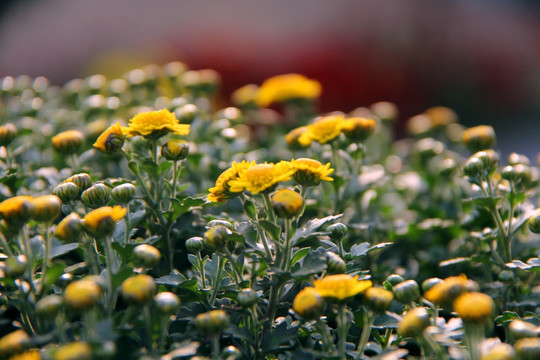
left=121, top=274, right=156, bottom=305
left=237, top=288, right=259, bottom=308
left=386, top=274, right=405, bottom=287
left=174, top=104, right=199, bottom=124
left=55, top=213, right=82, bottom=243
left=482, top=343, right=516, bottom=360
left=36, top=294, right=63, bottom=318
left=271, top=189, right=303, bottom=218
left=25, top=195, right=62, bottom=222
left=341, top=117, right=376, bottom=142
left=66, top=173, right=93, bottom=193
left=397, top=307, right=431, bottom=337
left=55, top=341, right=92, bottom=360
left=528, top=214, right=540, bottom=234
left=498, top=270, right=515, bottom=282
left=207, top=219, right=234, bottom=231
left=81, top=183, right=110, bottom=209
left=515, top=338, right=540, bottom=360
left=292, top=287, right=324, bottom=321
left=413, top=138, right=445, bottom=160
left=0, top=123, right=18, bottom=146
left=453, top=291, right=494, bottom=324
left=53, top=182, right=80, bottom=202
left=204, top=225, right=232, bottom=251
left=438, top=158, right=457, bottom=177
left=424, top=106, right=458, bottom=127
left=463, top=157, right=485, bottom=178
left=5, top=255, right=27, bottom=278
left=370, top=101, right=398, bottom=123
left=133, top=244, right=161, bottom=268
left=111, top=183, right=136, bottom=204
left=154, top=291, right=181, bottom=315
left=509, top=320, right=538, bottom=340
left=475, top=150, right=499, bottom=177
left=285, top=126, right=309, bottom=149
left=56, top=273, right=73, bottom=288
left=326, top=252, right=346, bottom=274
left=501, top=166, right=518, bottom=182
left=462, top=125, right=496, bottom=152
left=421, top=278, right=442, bottom=293
left=513, top=164, right=532, bottom=189
left=424, top=275, right=477, bottom=308
left=161, top=139, right=189, bottom=161
left=64, top=278, right=102, bottom=311
left=393, top=279, right=421, bottom=304
left=0, top=330, right=30, bottom=357
left=186, top=236, right=204, bottom=253
left=327, top=223, right=348, bottom=241
left=508, top=152, right=530, bottom=166
left=195, top=309, right=230, bottom=336
left=364, top=287, right=394, bottom=313
left=221, top=345, right=242, bottom=360
left=93, top=122, right=124, bottom=153
left=52, top=130, right=85, bottom=155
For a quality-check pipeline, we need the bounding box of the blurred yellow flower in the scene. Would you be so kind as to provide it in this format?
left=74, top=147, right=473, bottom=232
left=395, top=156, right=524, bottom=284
left=453, top=291, right=494, bottom=324
left=285, top=126, right=309, bottom=148
left=293, top=287, right=324, bottom=320
left=8, top=350, right=42, bottom=360
left=55, top=342, right=92, bottom=360
left=0, top=196, right=33, bottom=225
left=231, top=84, right=259, bottom=107
left=208, top=160, right=257, bottom=202
left=341, top=117, right=376, bottom=142
left=122, top=108, right=190, bottom=138
left=93, top=122, right=124, bottom=153
left=424, top=274, right=476, bottom=307
left=313, top=274, right=372, bottom=302
left=271, top=188, right=303, bottom=218
left=51, top=130, right=85, bottom=154
left=298, top=115, right=346, bottom=146
left=82, top=205, right=126, bottom=237
left=228, top=161, right=295, bottom=194
left=0, top=330, right=30, bottom=358
left=291, top=158, right=334, bottom=186
left=255, top=73, right=322, bottom=107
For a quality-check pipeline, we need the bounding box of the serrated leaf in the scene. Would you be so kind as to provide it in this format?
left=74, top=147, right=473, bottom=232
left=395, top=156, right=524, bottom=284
left=262, top=320, right=299, bottom=353
left=495, top=311, right=519, bottom=324
left=141, top=159, right=160, bottom=177
left=259, top=220, right=281, bottom=241
left=51, top=243, right=79, bottom=259
left=350, top=242, right=370, bottom=257
left=224, top=325, right=255, bottom=345
left=291, top=214, right=343, bottom=246
left=291, top=248, right=327, bottom=278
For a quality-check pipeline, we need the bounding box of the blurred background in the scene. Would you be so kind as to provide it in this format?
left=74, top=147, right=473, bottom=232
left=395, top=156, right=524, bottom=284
left=1, top=0, right=539, bottom=159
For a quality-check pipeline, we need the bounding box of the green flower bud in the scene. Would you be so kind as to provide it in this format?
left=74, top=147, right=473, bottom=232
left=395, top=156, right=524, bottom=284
left=271, top=189, right=303, bottom=218
left=364, top=286, right=394, bottom=313
left=204, top=225, right=232, bottom=251
left=121, top=274, right=156, bottom=305
left=64, top=278, right=102, bottom=311
left=509, top=320, right=538, bottom=340
left=154, top=291, right=181, bottom=315
left=174, top=104, right=199, bottom=124
left=421, top=277, right=443, bottom=293
left=237, top=288, right=259, bottom=307
left=81, top=183, right=110, bottom=208
left=55, top=213, right=82, bottom=243
left=207, top=220, right=234, bottom=231
left=0, top=123, right=18, bottom=146
left=514, top=164, right=532, bottom=189
left=462, top=125, right=496, bottom=152
left=53, top=182, right=80, bottom=202
left=186, top=236, right=204, bottom=253
left=326, top=252, right=346, bottom=274
left=475, top=149, right=499, bottom=177
left=438, top=158, right=457, bottom=177
left=66, top=173, right=93, bottom=193
left=195, top=309, right=230, bottom=336
left=397, top=307, right=431, bottom=338
left=56, top=273, right=73, bottom=288
left=5, top=255, right=27, bottom=278
left=528, top=214, right=540, bottom=234
left=133, top=244, right=161, bottom=268
left=36, top=294, right=63, bottom=318
left=25, top=195, right=62, bottom=222
left=161, top=139, right=189, bottom=161
left=386, top=274, right=405, bottom=287
left=222, top=345, right=242, bottom=360
left=327, top=223, right=348, bottom=241
left=111, top=183, right=136, bottom=204
left=515, top=338, right=540, bottom=360
left=393, top=279, right=421, bottom=304
left=463, top=157, right=484, bottom=178
left=501, top=166, right=518, bottom=182
left=508, top=152, right=530, bottom=166
left=413, top=138, right=445, bottom=160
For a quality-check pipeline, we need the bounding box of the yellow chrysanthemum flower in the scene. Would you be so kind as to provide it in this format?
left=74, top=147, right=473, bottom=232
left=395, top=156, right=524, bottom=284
left=340, top=117, right=376, bottom=142
left=285, top=126, right=310, bottom=148
left=255, top=73, right=322, bottom=107
left=82, top=205, right=126, bottom=237
left=453, top=291, right=494, bottom=324
left=8, top=350, right=42, bottom=360
left=313, top=274, right=372, bottom=302
left=122, top=109, right=190, bottom=138
left=291, top=158, right=334, bottom=186
left=293, top=287, right=324, bottom=320
left=93, top=122, right=124, bottom=153
left=424, top=274, right=477, bottom=307
left=228, top=161, right=295, bottom=195
left=298, top=115, right=346, bottom=146
left=207, top=160, right=257, bottom=202
left=55, top=342, right=92, bottom=360
left=0, top=196, right=33, bottom=225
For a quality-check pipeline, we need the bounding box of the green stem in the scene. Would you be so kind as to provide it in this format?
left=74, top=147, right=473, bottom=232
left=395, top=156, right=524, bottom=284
left=212, top=335, right=221, bottom=360
left=224, top=248, right=243, bottom=287
left=464, top=323, right=483, bottom=360
left=481, top=182, right=511, bottom=262
left=124, top=203, right=131, bottom=244
left=209, top=256, right=225, bottom=308
left=158, top=315, right=169, bottom=354
left=103, top=236, right=116, bottom=313
left=356, top=310, right=374, bottom=358
left=39, top=223, right=52, bottom=294
left=197, top=252, right=207, bottom=289
left=294, top=186, right=309, bottom=227
left=262, top=192, right=277, bottom=225
left=282, top=218, right=293, bottom=271
left=0, top=232, right=14, bottom=257
left=338, top=304, right=348, bottom=360
left=315, top=319, right=335, bottom=353
left=144, top=305, right=154, bottom=351
left=84, top=238, right=99, bottom=275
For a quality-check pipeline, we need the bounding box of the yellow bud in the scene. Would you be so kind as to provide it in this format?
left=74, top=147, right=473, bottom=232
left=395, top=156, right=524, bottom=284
left=121, top=274, right=156, bottom=305
left=453, top=291, right=494, bottom=324
left=25, top=195, right=62, bottom=222
left=271, top=189, right=303, bottom=218
left=462, top=125, right=496, bottom=152
left=364, top=287, right=394, bottom=313
left=64, top=279, right=102, bottom=311
left=55, top=341, right=92, bottom=360
left=293, top=287, right=324, bottom=320
left=398, top=307, right=430, bottom=338
left=0, top=123, right=18, bottom=146
left=195, top=309, right=230, bottom=336
left=54, top=213, right=82, bottom=243
left=0, top=330, right=30, bottom=357
left=161, top=139, right=189, bottom=161
left=51, top=130, right=85, bottom=155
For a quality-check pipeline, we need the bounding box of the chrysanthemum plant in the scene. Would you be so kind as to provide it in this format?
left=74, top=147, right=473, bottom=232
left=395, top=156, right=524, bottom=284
left=0, top=66, right=539, bottom=360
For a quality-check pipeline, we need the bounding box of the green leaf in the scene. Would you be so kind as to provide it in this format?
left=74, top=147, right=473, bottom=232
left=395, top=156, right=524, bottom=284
left=372, top=312, right=401, bottom=329
left=111, top=267, right=135, bottom=289
left=508, top=191, right=529, bottom=205
left=169, top=196, right=205, bottom=220
left=262, top=319, right=299, bottom=353
left=51, top=243, right=79, bottom=259
left=291, top=248, right=327, bottom=278
left=141, top=159, right=160, bottom=177
left=259, top=220, right=281, bottom=241
left=160, top=161, right=173, bottom=173
left=224, top=325, right=255, bottom=345
left=243, top=199, right=257, bottom=220
left=44, top=262, right=65, bottom=289
left=350, top=242, right=369, bottom=257
left=127, top=161, right=139, bottom=176
left=440, top=257, right=472, bottom=267
left=291, top=247, right=310, bottom=267
left=367, top=242, right=393, bottom=254
left=155, top=273, right=185, bottom=286
left=291, top=214, right=343, bottom=246
left=495, top=311, right=519, bottom=325
left=462, top=196, right=503, bottom=209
